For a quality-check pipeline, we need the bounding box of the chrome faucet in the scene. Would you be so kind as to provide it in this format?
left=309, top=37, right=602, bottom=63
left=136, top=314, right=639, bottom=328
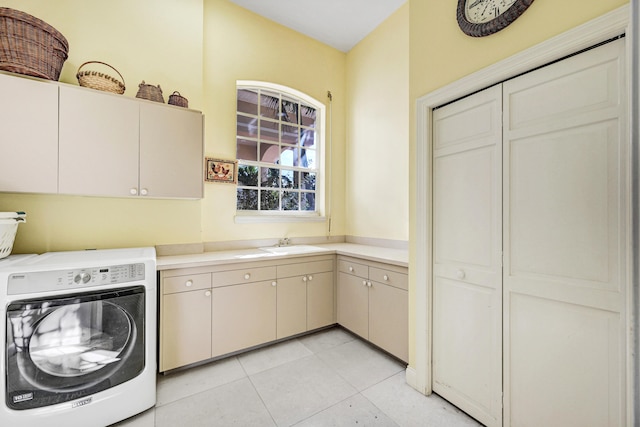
left=278, top=237, right=291, bottom=247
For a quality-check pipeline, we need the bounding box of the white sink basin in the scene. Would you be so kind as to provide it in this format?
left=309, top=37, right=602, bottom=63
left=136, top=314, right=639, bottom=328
left=259, top=245, right=324, bottom=255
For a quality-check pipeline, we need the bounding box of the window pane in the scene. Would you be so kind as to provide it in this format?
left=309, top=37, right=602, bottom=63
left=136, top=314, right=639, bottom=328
left=260, top=190, right=279, bottom=210
left=301, top=105, right=316, bottom=127
left=281, top=170, right=297, bottom=189
left=259, top=119, right=279, bottom=142
left=260, top=167, right=280, bottom=188
left=282, top=125, right=299, bottom=145
left=237, top=139, right=257, bottom=162
left=280, top=148, right=294, bottom=167
left=260, top=143, right=280, bottom=164
left=298, top=148, right=315, bottom=169
left=238, top=164, right=258, bottom=186
left=260, top=92, right=279, bottom=120
left=237, top=89, right=258, bottom=115
left=237, top=188, right=258, bottom=210
left=301, top=172, right=315, bottom=191
left=301, top=192, right=315, bottom=211
left=282, top=191, right=299, bottom=211
left=300, top=128, right=315, bottom=148
left=281, top=97, right=299, bottom=124
left=237, top=114, right=257, bottom=138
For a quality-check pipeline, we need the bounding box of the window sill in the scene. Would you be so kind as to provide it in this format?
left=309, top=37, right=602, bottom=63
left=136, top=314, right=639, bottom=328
left=234, top=213, right=327, bottom=224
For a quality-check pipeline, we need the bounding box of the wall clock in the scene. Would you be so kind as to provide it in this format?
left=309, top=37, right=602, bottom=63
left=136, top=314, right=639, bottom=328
left=457, top=0, right=535, bottom=37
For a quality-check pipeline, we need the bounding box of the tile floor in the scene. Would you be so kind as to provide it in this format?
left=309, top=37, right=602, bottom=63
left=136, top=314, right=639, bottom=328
left=114, top=327, right=481, bottom=427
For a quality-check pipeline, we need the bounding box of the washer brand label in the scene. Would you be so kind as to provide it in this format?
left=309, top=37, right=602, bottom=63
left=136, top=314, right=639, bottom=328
left=12, top=392, right=33, bottom=403
left=72, top=397, right=92, bottom=408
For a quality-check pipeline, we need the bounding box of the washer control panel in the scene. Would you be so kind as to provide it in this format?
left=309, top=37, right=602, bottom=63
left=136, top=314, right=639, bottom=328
left=7, top=263, right=146, bottom=295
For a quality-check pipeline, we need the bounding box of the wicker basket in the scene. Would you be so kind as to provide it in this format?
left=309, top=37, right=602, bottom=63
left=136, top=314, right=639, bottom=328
left=168, top=91, right=188, bottom=108
left=0, top=7, right=69, bottom=81
left=136, top=81, right=164, bottom=103
left=0, top=212, right=26, bottom=259
left=76, top=61, right=125, bottom=94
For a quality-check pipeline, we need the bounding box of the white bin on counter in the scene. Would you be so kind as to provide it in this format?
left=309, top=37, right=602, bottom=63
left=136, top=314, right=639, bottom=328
left=0, top=212, right=26, bottom=259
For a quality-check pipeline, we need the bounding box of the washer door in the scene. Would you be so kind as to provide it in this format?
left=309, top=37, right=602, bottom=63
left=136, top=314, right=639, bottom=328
left=5, top=286, right=145, bottom=410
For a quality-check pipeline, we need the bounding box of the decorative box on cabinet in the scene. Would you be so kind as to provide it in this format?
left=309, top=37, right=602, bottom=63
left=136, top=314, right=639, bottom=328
left=0, top=72, right=58, bottom=193
left=337, top=256, right=408, bottom=362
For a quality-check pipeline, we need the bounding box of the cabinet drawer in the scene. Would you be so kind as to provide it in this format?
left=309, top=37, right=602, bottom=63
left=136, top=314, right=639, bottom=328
left=212, top=266, right=276, bottom=287
left=163, top=273, right=211, bottom=295
left=338, top=260, right=368, bottom=279
left=369, top=267, right=408, bottom=291
left=278, top=260, right=333, bottom=278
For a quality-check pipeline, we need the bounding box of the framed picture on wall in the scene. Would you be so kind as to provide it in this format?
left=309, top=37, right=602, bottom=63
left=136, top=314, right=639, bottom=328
left=205, top=158, right=238, bottom=184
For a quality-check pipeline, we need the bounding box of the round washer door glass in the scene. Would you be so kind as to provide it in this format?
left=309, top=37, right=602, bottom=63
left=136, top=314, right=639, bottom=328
left=29, top=301, right=132, bottom=377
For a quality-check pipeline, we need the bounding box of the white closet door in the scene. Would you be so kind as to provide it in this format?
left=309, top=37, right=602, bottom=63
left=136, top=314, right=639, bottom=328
left=503, top=38, right=627, bottom=426
left=432, top=85, right=503, bottom=427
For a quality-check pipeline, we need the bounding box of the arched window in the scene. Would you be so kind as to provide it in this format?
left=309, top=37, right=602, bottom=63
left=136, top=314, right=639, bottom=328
left=236, top=81, right=324, bottom=216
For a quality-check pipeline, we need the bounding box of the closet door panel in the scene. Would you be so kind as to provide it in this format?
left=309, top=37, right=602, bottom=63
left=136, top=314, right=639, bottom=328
left=503, top=38, right=626, bottom=426
left=432, top=85, right=503, bottom=427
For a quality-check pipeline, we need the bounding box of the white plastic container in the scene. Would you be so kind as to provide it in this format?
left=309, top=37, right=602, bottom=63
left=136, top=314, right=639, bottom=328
left=0, top=212, right=26, bottom=259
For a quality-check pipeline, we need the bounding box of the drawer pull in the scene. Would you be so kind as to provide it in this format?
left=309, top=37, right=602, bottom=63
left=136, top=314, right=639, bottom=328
left=349, top=266, right=354, bottom=272
left=185, top=280, right=193, bottom=287
left=204, top=291, right=211, bottom=297
left=456, top=269, right=466, bottom=280
left=271, top=281, right=277, bottom=287
left=244, top=273, right=251, bottom=280
left=383, top=275, right=389, bottom=281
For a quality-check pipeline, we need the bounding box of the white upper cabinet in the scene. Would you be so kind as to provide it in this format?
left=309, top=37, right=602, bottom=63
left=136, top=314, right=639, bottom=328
left=1, top=72, right=204, bottom=199
left=139, top=102, right=203, bottom=198
left=0, top=73, right=58, bottom=193
left=59, top=85, right=140, bottom=197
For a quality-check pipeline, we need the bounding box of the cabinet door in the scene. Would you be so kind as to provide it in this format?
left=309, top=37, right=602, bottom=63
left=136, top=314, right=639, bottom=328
left=337, top=272, right=368, bottom=339
left=277, top=276, right=307, bottom=338
left=307, top=271, right=334, bottom=330
left=161, top=289, right=212, bottom=371
left=369, top=282, right=408, bottom=362
left=59, top=86, right=139, bottom=197
left=0, top=73, right=58, bottom=193
left=211, top=281, right=276, bottom=357
left=139, top=103, right=203, bottom=198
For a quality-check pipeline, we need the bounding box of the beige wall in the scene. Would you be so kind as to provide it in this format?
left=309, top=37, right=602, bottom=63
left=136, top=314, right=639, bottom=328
left=0, top=0, right=347, bottom=253
left=406, top=0, right=630, bottom=367
left=345, top=4, right=409, bottom=242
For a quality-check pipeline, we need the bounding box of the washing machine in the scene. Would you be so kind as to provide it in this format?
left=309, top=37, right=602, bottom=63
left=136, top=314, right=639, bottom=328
left=0, top=247, right=157, bottom=427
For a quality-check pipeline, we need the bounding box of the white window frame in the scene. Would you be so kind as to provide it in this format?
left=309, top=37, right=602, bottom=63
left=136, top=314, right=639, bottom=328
left=234, top=80, right=326, bottom=223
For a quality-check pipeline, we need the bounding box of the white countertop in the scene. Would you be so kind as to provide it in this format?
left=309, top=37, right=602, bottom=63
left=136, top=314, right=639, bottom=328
left=156, top=243, right=408, bottom=271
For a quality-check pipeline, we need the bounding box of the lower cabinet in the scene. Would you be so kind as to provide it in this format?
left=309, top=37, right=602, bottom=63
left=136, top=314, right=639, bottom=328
left=159, top=255, right=335, bottom=372
left=337, top=256, right=408, bottom=362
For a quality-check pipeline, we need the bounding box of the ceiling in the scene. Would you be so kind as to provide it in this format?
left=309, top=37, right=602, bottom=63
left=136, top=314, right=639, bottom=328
left=227, top=0, right=407, bottom=52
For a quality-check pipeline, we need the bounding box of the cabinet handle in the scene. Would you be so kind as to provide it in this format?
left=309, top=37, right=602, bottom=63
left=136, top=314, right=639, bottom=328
left=367, top=281, right=372, bottom=287
left=383, top=275, right=389, bottom=281
left=129, top=188, right=138, bottom=195
left=349, top=266, right=354, bottom=272
left=140, top=188, right=149, bottom=196
left=271, top=281, right=277, bottom=287
left=185, top=280, right=193, bottom=287
left=456, top=269, right=466, bottom=280
left=204, top=291, right=211, bottom=297
left=362, top=280, right=367, bottom=286
left=244, top=273, right=251, bottom=280
left=302, top=276, right=308, bottom=282
left=308, top=275, right=313, bottom=281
